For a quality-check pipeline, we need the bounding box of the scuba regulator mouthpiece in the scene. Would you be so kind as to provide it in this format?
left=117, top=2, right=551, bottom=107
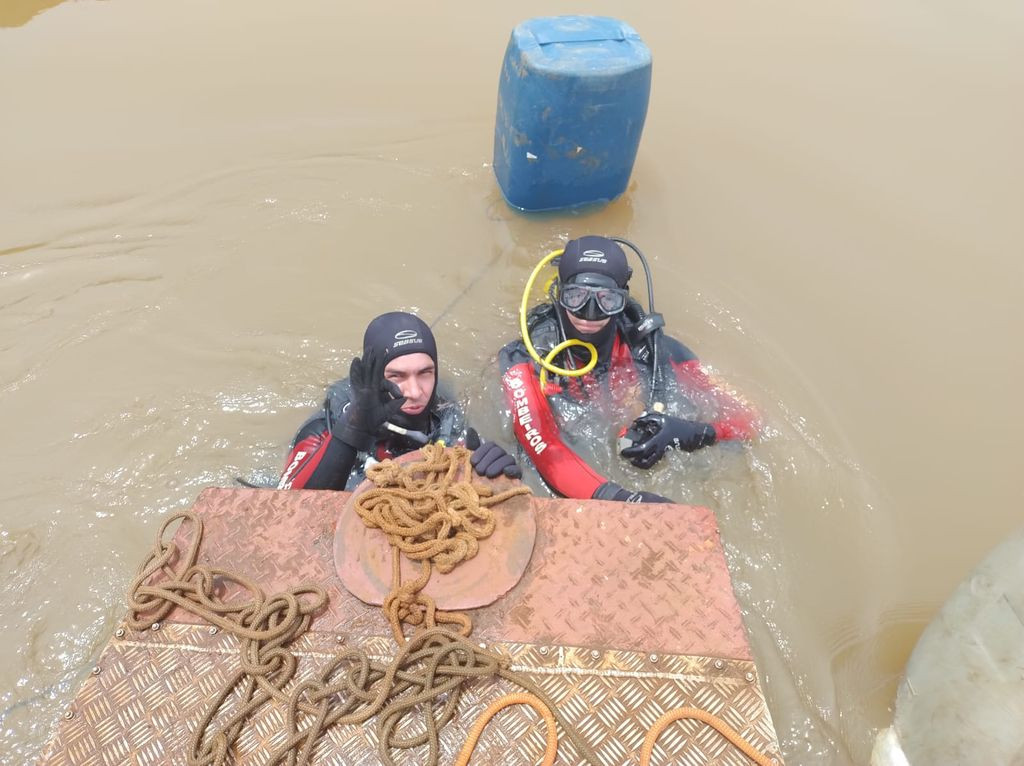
left=384, top=421, right=430, bottom=445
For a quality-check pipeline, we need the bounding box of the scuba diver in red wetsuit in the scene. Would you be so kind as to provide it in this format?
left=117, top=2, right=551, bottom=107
left=498, top=236, right=758, bottom=504
left=279, top=311, right=519, bottom=490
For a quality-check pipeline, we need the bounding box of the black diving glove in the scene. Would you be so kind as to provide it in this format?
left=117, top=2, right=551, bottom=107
left=592, top=481, right=673, bottom=504
left=336, top=349, right=406, bottom=451
left=619, top=411, right=717, bottom=469
left=465, top=428, right=522, bottom=479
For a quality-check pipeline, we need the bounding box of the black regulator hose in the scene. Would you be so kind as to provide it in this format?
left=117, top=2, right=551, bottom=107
left=610, top=237, right=666, bottom=411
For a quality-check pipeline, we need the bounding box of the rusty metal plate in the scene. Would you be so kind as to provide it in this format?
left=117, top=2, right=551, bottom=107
left=336, top=453, right=537, bottom=609
left=38, top=623, right=783, bottom=766
left=38, top=486, right=782, bottom=764
left=157, top=488, right=751, bottom=661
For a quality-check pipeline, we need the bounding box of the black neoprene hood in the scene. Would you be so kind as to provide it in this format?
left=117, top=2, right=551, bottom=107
left=558, top=235, right=632, bottom=288
left=361, top=311, right=438, bottom=366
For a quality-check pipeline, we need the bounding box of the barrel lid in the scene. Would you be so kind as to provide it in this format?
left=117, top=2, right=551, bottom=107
left=513, top=15, right=650, bottom=73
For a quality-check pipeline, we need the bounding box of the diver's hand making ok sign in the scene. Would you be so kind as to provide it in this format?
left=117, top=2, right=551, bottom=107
left=336, top=349, right=407, bottom=451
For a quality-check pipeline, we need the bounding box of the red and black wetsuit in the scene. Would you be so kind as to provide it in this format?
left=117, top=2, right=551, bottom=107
left=278, top=378, right=465, bottom=491
left=498, top=302, right=757, bottom=499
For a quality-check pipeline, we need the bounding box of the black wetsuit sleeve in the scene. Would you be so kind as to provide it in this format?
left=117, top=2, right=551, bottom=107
left=278, top=415, right=359, bottom=490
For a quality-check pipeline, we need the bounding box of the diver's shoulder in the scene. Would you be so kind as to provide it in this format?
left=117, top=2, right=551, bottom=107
left=324, top=377, right=352, bottom=403
left=498, top=303, right=560, bottom=371
left=498, top=338, right=531, bottom=371
left=659, top=333, right=699, bottom=363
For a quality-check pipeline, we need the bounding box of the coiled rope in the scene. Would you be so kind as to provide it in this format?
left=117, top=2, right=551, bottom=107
left=125, top=457, right=597, bottom=766
left=354, top=443, right=530, bottom=644
left=125, top=449, right=773, bottom=765
left=127, top=511, right=328, bottom=765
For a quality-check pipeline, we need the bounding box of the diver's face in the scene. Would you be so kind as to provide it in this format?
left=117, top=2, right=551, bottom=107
left=383, top=353, right=435, bottom=415
left=565, top=312, right=611, bottom=336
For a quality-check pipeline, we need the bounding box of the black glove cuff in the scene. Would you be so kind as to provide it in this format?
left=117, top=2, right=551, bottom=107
left=592, top=481, right=627, bottom=501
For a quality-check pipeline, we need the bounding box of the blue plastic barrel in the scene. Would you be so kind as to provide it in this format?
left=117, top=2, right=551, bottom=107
left=493, top=16, right=652, bottom=212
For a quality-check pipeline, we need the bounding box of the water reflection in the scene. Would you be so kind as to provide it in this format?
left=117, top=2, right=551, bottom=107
left=830, top=612, right=929, bottom=748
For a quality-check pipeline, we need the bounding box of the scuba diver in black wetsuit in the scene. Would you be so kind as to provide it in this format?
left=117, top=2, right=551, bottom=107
left=279, top=311, right=519, bottom=491
left=499, top=235, right=759, bottom=504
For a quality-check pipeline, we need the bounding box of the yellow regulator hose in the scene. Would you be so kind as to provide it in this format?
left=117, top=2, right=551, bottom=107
left=519, top=249, right=598, bottom=391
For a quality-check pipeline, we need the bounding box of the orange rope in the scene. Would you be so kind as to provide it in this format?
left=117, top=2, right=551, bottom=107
left=640, top=706, right=775, bottom=766
left=455, top=693, right=558, bottom=766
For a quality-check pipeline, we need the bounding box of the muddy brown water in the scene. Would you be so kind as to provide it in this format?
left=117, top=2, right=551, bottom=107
left=2, top=1, right=1022, bottom=763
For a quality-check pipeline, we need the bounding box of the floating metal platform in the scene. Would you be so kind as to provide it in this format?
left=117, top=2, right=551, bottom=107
left=38, top=487, right=783, bottom=765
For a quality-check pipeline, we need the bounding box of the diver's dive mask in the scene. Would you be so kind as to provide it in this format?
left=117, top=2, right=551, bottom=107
left=555, top=272, right=629, bottom=320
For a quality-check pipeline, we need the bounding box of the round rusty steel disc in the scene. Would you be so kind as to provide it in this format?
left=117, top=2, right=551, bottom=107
left=334, top=450, right=537, bottom=610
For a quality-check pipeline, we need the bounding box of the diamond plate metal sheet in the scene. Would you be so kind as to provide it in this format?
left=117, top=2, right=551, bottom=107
left=38, top=487, right=784, bottom=765
left=153, top=488, right=752, bottom=660
left=39, top=624, right=781, bottom=765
